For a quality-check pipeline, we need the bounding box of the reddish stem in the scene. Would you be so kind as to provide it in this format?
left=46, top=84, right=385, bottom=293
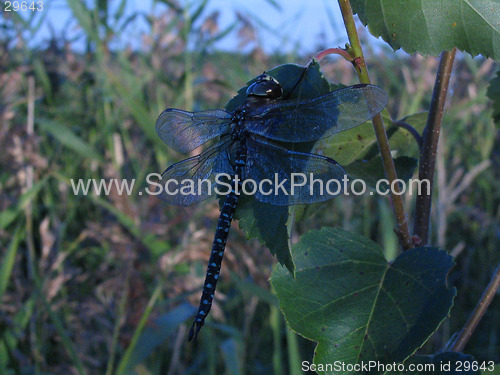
left=313, top=48, right=353, bottom=63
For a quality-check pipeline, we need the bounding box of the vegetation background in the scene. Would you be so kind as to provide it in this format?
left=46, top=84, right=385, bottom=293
left=0, top=0, right=498, bottom=374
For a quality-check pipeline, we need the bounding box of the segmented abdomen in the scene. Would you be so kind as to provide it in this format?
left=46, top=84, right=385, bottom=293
left=188, top=142, right=246, bottom=341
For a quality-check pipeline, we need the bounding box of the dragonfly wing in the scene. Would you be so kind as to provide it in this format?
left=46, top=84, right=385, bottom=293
left=156, top=139, right=234, bottom=206
left=245, top=137, right=347, bottom=206
left=156, top=109, right=232, bottom=153
left=245, top=84, right=387, bottom=143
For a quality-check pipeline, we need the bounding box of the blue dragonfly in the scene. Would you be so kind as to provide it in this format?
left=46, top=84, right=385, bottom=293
left=155, top=73, right=387, bottom=340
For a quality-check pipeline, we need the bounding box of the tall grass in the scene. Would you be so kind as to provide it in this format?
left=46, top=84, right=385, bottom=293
left=0, top=0, right=498, bottom=373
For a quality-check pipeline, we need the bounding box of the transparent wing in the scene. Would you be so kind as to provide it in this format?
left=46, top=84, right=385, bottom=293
left=244, top=84, right=387, bottom=143
left=245, top=137, right=347, bottom=206
left=156, top=139, right=234, bottom=206
left=156, top=108, right=232, bottom=153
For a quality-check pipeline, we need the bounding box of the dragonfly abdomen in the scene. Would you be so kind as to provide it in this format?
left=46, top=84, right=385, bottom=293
left=188, top=143, right=247, bottom=341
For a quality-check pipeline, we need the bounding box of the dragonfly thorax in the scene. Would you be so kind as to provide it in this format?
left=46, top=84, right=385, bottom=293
left=229, top=116, right=249, bottom=141
left=228, top=75, right=284, bottom=142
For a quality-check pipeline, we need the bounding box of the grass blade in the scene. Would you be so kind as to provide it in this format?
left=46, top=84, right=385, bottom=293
left=38, top=119, right=104, bottom=163
left=115, top=284, right=162, bottom=375
left=0, top=225, right=22, bottom=300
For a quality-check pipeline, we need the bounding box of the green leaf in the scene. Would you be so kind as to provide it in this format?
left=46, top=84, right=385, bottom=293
left=317, top=109, right=424, bottom=166
left=327, top=111, right=425, bottom=173
left=351, top=0, right=500, bottom=59
left=344, top=155, right=418, bottom=189
left=270, top=228, right=456, bottom=372
left=486, top=364, right=500, bottom=375
left=235, top=196, right=293, bottom=273
left=321, top=112, right=425, bottom=185
left=487, top=70, right=500, bottom=125
left=315, top=116, right=384, bottom=165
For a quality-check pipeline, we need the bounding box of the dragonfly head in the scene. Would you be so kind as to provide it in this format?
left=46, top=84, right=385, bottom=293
left=246, top=74, right=283, bottom=100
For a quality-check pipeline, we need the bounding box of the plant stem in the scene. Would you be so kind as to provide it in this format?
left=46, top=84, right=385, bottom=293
left=313, top=48, right=353, bottom=63
left=183, top=4, right=194, bottom=111
left=337, top=0, right=413, bottom=250
left=449, top=263, right=500, bottom=352
left=413, top=49, right=456, bottom=245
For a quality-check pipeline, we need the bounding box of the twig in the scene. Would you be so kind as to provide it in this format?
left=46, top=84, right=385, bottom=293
left=337, top=0, right=413, bottom=250
left=449, top=263, right=500, bottom=352
left=413, top=49, right=457, bottom=245
left=313, top=48, right=353, bottom=63
left=449, top=241, right=465, bottom=259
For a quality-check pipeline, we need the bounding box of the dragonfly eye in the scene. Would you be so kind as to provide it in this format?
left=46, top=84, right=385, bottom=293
left=246, top=74, right=283, bottom=99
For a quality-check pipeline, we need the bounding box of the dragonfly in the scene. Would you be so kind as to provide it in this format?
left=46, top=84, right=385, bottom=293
left=155, top=73, right=387, bottom=340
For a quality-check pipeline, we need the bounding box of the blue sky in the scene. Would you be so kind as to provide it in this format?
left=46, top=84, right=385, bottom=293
left=25, top=0, right=383, bottom=54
